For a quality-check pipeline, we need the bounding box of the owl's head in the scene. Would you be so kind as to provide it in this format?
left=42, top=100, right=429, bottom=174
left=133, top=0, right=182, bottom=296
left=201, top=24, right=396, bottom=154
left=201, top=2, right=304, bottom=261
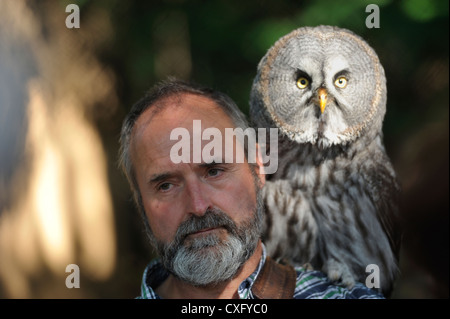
left=250, top=25, right=387, bottom=148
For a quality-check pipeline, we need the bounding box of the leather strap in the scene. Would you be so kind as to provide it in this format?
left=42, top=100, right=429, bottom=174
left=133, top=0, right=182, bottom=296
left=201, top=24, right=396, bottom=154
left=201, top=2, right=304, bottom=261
left=252, top=257, right=296, bottom=299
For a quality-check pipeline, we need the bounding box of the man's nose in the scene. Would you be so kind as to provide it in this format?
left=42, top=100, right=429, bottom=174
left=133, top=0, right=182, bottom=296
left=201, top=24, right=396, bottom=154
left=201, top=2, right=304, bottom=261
left=184, top=178, right=211, bottom=217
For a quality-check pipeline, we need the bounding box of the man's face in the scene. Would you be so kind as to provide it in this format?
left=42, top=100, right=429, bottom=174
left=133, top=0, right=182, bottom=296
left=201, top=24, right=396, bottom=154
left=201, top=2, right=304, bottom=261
left=130, top=93, right=265, bottom=286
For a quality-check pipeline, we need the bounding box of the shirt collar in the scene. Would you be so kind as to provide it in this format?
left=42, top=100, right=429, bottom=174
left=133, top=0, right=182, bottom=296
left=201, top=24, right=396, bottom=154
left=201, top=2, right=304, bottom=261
left=236, top=243, right=267, bottom=299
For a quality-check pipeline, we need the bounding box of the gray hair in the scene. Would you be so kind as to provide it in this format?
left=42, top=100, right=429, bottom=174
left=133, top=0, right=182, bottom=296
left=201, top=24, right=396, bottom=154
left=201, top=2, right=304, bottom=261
left=118, top=78, right=250, bottom=224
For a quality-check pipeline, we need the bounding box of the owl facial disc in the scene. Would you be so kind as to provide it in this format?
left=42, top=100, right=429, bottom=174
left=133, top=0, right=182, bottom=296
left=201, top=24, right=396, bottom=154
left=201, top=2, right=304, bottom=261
left=250, top=25, right=387, bottom=148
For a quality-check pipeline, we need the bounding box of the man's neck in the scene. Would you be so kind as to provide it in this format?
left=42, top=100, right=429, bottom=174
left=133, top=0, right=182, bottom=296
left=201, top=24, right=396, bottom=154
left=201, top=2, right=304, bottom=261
left=155, top=241, right=263, bottom=299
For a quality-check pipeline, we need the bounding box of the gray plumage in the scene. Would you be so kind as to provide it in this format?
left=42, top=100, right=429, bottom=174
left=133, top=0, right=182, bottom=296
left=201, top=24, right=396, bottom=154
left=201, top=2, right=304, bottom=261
left=250, top=25, right=400, bottom=295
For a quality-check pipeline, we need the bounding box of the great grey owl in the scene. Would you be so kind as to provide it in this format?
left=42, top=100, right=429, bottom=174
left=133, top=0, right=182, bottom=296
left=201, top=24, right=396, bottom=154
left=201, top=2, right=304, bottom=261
left=249, top=25, right=401, bottom=295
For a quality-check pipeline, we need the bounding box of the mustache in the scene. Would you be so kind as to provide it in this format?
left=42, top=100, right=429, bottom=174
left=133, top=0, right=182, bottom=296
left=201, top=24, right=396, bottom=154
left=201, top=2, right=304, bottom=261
left=172, top=208, right=238, bottom=245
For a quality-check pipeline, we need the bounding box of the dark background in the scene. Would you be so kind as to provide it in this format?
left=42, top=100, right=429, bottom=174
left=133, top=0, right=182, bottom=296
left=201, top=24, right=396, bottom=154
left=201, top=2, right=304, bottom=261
left=0, top=0, right=448, bottom=298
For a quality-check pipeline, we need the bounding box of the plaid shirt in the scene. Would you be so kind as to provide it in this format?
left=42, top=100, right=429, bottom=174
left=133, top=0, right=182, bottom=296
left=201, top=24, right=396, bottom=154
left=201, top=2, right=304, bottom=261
left=138, top=245, right=384, bottom=299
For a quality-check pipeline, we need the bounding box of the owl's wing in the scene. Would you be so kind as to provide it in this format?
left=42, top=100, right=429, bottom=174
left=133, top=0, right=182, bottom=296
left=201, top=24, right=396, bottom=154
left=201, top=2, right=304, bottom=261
left=368, top=158, right=402, bottom=261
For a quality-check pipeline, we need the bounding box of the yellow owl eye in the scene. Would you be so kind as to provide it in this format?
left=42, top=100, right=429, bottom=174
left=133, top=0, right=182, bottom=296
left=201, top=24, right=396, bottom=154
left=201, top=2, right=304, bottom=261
left=334, top=76, right=348, bottom=88
left=296, top=77, right=309, bottom=89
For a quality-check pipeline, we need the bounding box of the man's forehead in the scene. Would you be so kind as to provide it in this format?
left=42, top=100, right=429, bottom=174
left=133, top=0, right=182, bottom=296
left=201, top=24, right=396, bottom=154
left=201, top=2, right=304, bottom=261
left=133, top=93, right=229, bottom=134
left=130, top=93, right=237, bottom=166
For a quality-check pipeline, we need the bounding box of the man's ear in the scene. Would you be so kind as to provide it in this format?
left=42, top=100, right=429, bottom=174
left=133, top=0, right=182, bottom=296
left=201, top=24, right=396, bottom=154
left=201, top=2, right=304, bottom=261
left=254, top=143, right=266, bottom=186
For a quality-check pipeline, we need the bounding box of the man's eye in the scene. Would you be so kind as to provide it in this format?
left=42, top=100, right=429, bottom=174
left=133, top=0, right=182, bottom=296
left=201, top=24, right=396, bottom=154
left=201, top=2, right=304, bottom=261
left=207, top=168, right=223, bottom=177
left=158, top=182, right=173, bottom=192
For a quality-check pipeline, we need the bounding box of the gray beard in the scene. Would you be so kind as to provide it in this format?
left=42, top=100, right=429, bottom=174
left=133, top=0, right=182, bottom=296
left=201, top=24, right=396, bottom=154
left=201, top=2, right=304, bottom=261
left=149, top=184, right=264, bottom=287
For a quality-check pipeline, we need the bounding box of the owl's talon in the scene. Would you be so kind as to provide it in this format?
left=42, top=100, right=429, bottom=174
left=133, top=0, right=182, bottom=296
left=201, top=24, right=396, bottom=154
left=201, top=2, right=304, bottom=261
left=302, top=262, right=314, bottom=271
left=325, top=258, right=356, bottom=289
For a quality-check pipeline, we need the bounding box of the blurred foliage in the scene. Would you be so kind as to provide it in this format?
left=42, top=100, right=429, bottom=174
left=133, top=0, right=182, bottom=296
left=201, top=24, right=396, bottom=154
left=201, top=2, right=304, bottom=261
left=401, top=0, right=448, bottom=22
left=4, top=0, right=447, bottom=298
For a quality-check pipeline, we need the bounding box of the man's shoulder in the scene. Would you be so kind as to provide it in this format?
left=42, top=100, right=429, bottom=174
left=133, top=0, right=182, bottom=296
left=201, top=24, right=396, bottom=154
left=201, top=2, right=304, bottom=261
left=138, top=259, right=167, bottom=299
left=293, top=266, right=384, bottom=299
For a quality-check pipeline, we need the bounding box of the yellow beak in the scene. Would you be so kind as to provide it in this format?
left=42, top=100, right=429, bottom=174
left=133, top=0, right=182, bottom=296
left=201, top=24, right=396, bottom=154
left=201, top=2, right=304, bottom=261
left=318, top=88, right=328, bottom=114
